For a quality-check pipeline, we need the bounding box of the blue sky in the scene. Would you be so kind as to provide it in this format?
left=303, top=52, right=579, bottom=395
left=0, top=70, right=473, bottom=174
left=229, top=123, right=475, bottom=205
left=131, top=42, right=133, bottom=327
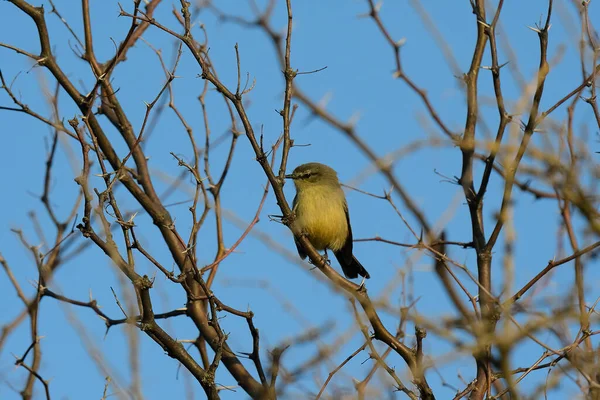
left=1, top=0, right=599, bottom=399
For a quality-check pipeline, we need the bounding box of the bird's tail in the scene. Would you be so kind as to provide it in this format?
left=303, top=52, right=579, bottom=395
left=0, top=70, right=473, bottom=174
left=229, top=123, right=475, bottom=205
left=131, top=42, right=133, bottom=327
left=335, top=253, right=370, bottom=280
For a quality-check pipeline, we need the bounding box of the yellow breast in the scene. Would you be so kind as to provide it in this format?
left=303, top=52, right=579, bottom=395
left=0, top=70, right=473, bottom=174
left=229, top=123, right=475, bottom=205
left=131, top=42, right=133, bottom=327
left=293, top=185, right=349, bottom=251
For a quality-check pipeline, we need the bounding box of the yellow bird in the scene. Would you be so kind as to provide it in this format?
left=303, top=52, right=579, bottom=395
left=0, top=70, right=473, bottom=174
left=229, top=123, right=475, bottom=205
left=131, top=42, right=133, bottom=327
left=286, top=162, right=370, bottom=281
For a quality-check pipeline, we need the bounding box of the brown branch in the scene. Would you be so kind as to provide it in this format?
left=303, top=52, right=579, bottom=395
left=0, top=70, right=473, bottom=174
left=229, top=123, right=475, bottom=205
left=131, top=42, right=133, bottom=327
left=3, top=1, right=262, bottom=396
left=211, top=1, right=434, bottom=237
left=276, top=0, right=295, bottom=180
left=487, top=0, right=554, bottom=250
left=14, top=340, right=51, bottom=400
left=355, top=236, right=474, bottom=249
left=40, top=287, right=187, bottom=330
left=69, top=116, right=221, bottom=398
left=201, top=176, right=272, bottom=274
left=433, top=233, right=475, bottom=324
left=474, top=153, right=557, bottom=200
left=315, top=342, right=368, bottom=400
left=507, top=240, right=600, bottom=304
left=352, top=301, right=418, bottom=400
left=0, top=70, right=79, bottom=141
left=118, top=3, right=435, bottom=396
left=365, top=0, right=457, bottom=141
left=476, top=0, right=510, bottom=203
left=0, top=254, right=29, bottom=307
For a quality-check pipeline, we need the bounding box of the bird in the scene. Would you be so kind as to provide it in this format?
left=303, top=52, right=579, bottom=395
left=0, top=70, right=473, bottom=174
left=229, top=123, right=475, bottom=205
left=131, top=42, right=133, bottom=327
left=285, top=162, right=370, bottom=282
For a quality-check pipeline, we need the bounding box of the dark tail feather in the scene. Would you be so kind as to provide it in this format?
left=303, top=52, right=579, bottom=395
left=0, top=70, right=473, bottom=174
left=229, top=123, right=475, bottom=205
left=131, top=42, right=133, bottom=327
left=335, top=252, right=370, bottom=279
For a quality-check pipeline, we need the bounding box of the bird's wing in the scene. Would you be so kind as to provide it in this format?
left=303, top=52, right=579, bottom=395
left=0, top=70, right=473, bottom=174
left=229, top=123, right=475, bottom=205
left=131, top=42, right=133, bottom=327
left=335, top=201, right=370, bottom=279
left=294, top=236, right=307, bottom=260
left=339, top=200, right=354, bottom=265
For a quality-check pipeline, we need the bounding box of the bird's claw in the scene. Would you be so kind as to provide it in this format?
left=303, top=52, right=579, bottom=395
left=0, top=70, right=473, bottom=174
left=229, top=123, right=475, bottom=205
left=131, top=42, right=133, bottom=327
left=322, top=250, right=331, bottom=265
left=357, top=276, right=366, bottom=291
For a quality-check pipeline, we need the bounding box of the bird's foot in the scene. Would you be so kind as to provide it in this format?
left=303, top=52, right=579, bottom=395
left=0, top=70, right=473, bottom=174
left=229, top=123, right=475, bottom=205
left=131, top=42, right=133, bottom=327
left=323, top=250, right=331, bottom=265
left=268, top=214, right=284, bottom=224
left=357, top=276, right=367, bottom=291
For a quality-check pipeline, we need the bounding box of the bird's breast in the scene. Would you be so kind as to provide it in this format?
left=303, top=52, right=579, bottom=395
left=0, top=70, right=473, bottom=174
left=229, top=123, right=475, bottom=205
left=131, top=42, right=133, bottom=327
left=293, top=186, right=348, bottom=251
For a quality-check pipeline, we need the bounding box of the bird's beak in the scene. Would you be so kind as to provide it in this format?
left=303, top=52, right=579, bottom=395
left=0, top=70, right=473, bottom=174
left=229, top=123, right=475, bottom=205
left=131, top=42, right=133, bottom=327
left=285, top=174, right=294, bottom=179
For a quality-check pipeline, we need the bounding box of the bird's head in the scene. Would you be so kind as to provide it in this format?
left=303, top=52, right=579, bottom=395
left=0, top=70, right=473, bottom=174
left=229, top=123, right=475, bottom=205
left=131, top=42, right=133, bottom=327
left=285, top=162, right=340, bottom=190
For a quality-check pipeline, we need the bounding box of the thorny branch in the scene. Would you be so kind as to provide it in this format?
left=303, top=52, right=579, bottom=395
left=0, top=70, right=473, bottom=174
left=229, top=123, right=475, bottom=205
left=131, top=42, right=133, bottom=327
left=3, top=0, right=600, bottom=399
